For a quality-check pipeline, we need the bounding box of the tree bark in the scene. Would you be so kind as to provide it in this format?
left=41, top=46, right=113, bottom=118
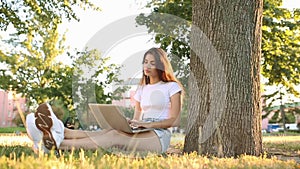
left=184, top=0, right=263, bottom=157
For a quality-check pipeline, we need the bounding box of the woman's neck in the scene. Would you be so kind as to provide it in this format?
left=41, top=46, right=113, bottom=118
left=149, top=77, right=160, bottom=84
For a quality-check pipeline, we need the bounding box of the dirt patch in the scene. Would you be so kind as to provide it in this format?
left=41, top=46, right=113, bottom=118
left=265, top=147, right=300, bottom=163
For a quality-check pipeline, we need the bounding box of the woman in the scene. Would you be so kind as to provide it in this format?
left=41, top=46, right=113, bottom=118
left=26, top=47, right=183, bottom=154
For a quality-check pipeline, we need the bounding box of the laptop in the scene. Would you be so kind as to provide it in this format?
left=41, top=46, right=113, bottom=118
left=88, top=104, right=154, bottom=133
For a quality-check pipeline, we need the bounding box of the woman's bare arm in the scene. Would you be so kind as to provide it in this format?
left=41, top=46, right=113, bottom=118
left=132, top=101, right=142, bottom=121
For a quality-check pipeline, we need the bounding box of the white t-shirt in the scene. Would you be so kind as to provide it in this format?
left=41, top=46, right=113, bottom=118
left=134, top=81, right=182, bottom=120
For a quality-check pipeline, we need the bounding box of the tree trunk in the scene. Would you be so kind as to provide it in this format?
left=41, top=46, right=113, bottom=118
left=184, top=0, right=263, bottom=157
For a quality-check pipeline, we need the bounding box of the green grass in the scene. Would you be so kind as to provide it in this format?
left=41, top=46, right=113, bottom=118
left=263, top=131, right=300, bottom=137
left=263, top=135, right=300, bottom=158
left=0, top=134, right=299, bottom=169
left=0, top=127, right=26, bottom=133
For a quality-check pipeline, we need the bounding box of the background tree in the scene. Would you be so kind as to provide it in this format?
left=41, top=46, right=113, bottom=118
left=0, top=20, right=75, bottom=125
left=0, top=21, right=71, bottom=107
left=0, top=1, right=127, bottom=128
left=0, top=22, right=123, bottom=128
left=136, top=0, right=191, bottom=62
left=72, top=49, right=124, bottom=129
left=261, top=0, right=300, bottom=129
left=262, top=1, right=300, bottom=94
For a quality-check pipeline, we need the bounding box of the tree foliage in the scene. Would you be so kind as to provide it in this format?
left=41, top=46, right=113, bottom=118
left=0, top=24, right=123, bottom=109
left=72, top=49, right=125, bottom=108
left=0, top=0, right=100, bottom=35
left=0, top=21, right=71, bottom=107
left=71, top=48, right=125, bottom=128
left=261, top=0, right=300, bottom=96
left=0, top=12, right=123, bottom=125
left=260, top=0, right=300, bottom=125
left=136, top=0, right=191, bottom=82
left=0, top=1, right=127, bottom=126
left=136, top=0, right=191, bottom=62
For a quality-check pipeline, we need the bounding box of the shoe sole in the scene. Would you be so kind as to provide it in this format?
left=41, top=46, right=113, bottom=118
left=35, top=103, right=58, bottom=152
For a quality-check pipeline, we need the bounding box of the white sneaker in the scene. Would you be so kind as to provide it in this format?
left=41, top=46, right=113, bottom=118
left=52, top=117, right=64, bottom=148
left=34, top=103, right=65, bottom=154
left=26, top=113, right=44, bottom=152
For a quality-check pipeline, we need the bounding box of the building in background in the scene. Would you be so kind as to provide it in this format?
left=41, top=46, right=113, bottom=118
left=112, top=78, right=139, bottom=108
left=0, top=89, right=26, bottom=127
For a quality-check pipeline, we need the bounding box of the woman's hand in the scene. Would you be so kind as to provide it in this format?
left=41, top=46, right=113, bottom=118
left=128, top=119, right=151, bottom=129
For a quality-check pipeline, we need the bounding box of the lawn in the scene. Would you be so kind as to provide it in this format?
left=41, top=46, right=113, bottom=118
left=0, top=132, right=299, bottom=169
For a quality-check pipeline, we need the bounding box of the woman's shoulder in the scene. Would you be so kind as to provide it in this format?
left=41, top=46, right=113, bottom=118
left=161, top=81, right=182, bottom=89
left=162, top=81, right=180, bottom=86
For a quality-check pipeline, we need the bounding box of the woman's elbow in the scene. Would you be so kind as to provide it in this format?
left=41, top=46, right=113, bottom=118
left=168, top=117, right=180, bottom=127
left=172, top=119, right=181, bottom=127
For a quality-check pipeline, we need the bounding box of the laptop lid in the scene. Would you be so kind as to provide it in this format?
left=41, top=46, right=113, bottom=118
left=88, top=104, right=153, bottom=133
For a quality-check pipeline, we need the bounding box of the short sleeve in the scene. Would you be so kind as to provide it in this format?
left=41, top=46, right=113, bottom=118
left=134, top=86, right=143, bottom=102
left=169, top=82, right=182, bottom=97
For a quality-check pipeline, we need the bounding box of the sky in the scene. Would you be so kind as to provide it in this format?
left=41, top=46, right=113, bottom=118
left=58, top=0, right=155, bottom=65
left=61, top=0, right=150, bottom=49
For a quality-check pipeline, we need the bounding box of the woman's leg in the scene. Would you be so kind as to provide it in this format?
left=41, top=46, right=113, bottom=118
left=60, top=130, right=162, bottom=152
left=64, top=128, right=111, bottom=139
